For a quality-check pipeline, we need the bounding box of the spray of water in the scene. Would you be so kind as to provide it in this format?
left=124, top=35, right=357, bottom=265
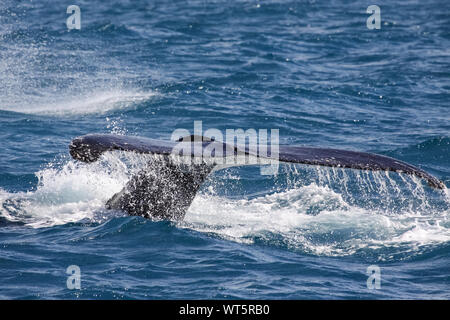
left=0, top=6, right=156, bottom=116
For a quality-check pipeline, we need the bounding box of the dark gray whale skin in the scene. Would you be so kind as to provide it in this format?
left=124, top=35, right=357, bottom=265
left=105, top=157, right=213, bottom=221
left=69, top=134, right=446, bottom=220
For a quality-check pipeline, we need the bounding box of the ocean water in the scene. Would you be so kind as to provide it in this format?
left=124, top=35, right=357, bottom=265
left=0, top=0, right=449, bottom=299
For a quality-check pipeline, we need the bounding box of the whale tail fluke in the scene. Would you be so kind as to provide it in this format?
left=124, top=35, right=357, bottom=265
left=69, top=134, right=446, bottom=220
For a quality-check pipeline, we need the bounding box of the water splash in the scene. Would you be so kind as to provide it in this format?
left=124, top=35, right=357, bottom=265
left=0, top=152, right=148, bottom=227
left=183, top=184, right=449, bottom=259
left=182, top=164, right=449, bottom=259
left=0, top=153, right=448, bottom=260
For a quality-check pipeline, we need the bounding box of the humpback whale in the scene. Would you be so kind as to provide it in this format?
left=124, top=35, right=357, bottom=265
left=69, top=134, right=445, bottom=221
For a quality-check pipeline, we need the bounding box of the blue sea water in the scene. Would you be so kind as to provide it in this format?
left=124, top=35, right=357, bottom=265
left=0, top=0, right=449, bottom=299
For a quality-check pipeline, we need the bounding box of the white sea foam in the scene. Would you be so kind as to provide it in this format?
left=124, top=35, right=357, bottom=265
left=0, top=153, right=142, bottom=227
left=183, top=185, right=450, bottom=257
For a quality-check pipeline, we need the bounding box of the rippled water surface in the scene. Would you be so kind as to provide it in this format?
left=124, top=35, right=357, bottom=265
left=0, top=0, right=449, bottom=299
